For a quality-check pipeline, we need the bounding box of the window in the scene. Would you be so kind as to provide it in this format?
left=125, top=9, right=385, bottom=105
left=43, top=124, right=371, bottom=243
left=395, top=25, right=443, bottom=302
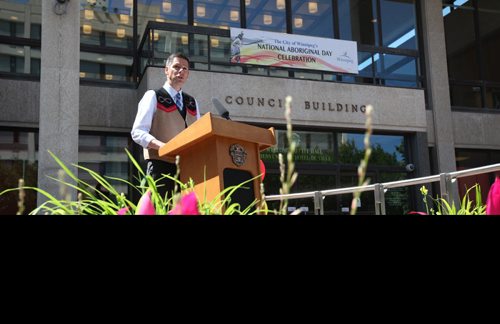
left=376, top=53, right=418, bottom=87
left=80, top=1, right=134, bottom=82
left=338, top=0, right=378, bottom=46
left=380, top=0, right=417, bottom=50
left=0, top=130, right=133, bottom=215
left=455, top=148, right=500, bottom=205
left=246, top=0, right=287, bottom=32
left=0, top=1, right=41, bottom=76
left=444, top=2, right=479, bottom=81
left=80, top=2, right=133, bottom=49
left=260, top=129, right=409, bottom=215
left=261, top=130, right=335, bottom=163
left=78, top=133, right=132, bottom=199
left=478, top=0, right=500, bottom=83
left=291, top=0, right=334, bottom=38
left=262, top=130, right=407, bottom=167
left=443, top=0, right=500, bottom=109
left=338, top=133, right=406, bottom=166
left=0, top=130, right=38, bottom=215
left=193, top=0, right=240, bottom=29
left=0, top=0, right=41, bottom=38
left=80, top=52, right=133, bottom=82
left=138, top=0, right=188, bottom=38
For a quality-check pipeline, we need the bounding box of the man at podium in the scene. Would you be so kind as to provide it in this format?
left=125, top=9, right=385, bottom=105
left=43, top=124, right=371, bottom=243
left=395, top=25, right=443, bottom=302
left=131, top=52, right=201, bottom=198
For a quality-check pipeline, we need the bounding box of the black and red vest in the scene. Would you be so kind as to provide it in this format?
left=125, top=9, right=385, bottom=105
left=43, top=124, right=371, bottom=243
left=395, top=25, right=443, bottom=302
left=143, top=88, right=198, bottom=163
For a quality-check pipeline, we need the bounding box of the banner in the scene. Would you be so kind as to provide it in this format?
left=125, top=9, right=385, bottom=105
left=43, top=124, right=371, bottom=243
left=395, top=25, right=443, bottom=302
left=230, top=27, right=358, bottom=74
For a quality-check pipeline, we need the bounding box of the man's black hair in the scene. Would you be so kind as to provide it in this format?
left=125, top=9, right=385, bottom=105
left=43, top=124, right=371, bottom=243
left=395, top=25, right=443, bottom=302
left=166, top=52, right=190, bottom=66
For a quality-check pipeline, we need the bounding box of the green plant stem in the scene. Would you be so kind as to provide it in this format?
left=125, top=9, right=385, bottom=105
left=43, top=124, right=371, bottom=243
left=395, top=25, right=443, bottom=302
left=279, top=96, right=298, bottom=215
left=351, top=104, right=373, bottom=215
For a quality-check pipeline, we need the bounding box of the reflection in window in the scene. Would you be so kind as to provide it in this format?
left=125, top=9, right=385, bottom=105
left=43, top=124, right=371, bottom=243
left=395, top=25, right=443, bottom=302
left=151, top=30, right=189, bottom=65
left=210, top=35, right=242, bottom=72
left=80, top=1, right=133, bottom=50
left=449, top=84, right=482, bottom=108
left=485, top=87, right=500, bottom=109
left=193, top=0, right=240, bottom=29
left=0, top=45, right=40, bottom=75
left=294, top=71, right=321, bottom=80
left=263, top=173, right=337, bottom=214
left=444, top=2, right=479, bottom=80
left=478, top=0, right=500, bottom=83
left=338, top=0, right=378, bottom=45
left=246, top=0, right=286, bottom=32
left=381, top=173, right=410, bottom=214
left=262, top=130, right=334, bottom=163
left=444, top=0, right=500, bottom=108
left=210, top=36, right=231, bottom=63
left=137, top=0, right=187, bottom=41
left=342, top=51, right=375, bottom=85
left=190, top=34, right=209, bottom=65
left=380, top=0, right=417, bottom=50
left=0, top=0, right=41, bottom=38
left=78, top=134, right=131, bottom=198
left=0, top=130, right=38, bottom=215
left=80, top=52, right=133, bottom=81
left=247, top=66, right=268, bottom=75
left=338, top=133, right=406, bottom=166
left=356, top=51, right=374, bottom=78
left=291, top=0, right=333, bottom=38
left=455, top=147, right=500, bottom=206
left=376, top=54, right=417, bottom=87
left=339, top=173, right=375, bottom=214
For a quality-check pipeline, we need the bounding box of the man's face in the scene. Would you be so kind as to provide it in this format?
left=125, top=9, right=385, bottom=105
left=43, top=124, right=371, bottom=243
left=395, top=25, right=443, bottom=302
left=165, top=57, right=189, bottom=90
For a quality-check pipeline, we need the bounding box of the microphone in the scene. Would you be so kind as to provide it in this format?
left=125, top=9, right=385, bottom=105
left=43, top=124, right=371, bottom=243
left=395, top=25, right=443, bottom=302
left=211, top=97, right=231, bottom=120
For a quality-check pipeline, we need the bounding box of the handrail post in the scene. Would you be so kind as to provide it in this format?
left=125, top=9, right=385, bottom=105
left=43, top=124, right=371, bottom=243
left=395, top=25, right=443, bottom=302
left=313, top=191, right=324, bottom=215
left=439, top=173, right=453, bottom=215
left=374, top=183, right=386, bottom=215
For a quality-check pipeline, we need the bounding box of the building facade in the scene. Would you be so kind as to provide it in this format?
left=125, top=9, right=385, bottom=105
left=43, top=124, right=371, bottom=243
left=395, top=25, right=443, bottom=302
left=0, top=0, right=499, bottom=214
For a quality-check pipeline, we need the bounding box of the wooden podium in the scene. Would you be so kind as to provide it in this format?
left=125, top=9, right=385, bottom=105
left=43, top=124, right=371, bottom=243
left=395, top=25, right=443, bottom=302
left=159, top=112, right=276, bottom=210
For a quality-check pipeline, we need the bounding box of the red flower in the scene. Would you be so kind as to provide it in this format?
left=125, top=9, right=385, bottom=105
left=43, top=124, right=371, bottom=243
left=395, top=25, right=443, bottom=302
left=486, top=177, right=500, bottom=215
left=168, top=192, right=200, bottom=215
left=259, top=159, right=266, bottom=181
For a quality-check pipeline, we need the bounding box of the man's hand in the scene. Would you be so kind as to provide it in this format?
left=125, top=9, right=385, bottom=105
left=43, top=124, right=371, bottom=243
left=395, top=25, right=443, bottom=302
left=147, top=139, right=165, bottom=150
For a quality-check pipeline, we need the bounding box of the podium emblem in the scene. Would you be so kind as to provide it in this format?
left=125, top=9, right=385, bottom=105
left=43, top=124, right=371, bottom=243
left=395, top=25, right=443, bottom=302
left=229, top=144, right=247, bottom=166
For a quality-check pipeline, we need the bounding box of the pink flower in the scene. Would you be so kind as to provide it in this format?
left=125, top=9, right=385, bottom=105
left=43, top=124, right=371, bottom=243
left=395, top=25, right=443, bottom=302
left=486, top=177, right=500, bottom=215
left=407, top=211, right=427, bottom=215
left=117, top=207, right=129, bottom=215
left=168, top=192, right=200, bottom=215
left=136, top=190, right=156, bottom=215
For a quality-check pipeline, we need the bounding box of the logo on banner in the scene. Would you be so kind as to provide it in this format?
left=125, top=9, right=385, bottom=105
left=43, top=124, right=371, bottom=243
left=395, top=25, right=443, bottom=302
left=337, top=51, right=354, bottom=64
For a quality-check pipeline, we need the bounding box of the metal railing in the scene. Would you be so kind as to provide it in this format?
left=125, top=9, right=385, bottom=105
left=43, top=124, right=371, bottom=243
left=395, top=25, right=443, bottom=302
left=264, top=163, right=500, bottom=215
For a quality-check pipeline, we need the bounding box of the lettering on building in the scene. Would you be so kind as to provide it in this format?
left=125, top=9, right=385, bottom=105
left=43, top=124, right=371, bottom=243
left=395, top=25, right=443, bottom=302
left=225, top=96, right=367, bottom=114
left=304, top=101, right=367, bottom=113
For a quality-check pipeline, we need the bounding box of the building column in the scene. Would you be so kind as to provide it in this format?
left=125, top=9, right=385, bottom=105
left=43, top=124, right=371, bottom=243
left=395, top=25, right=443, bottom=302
left=37, top=1, right=80, bottom=205
left=411, top=132, right=432, bottom=212
left=420, top=0, right=456, bottom=174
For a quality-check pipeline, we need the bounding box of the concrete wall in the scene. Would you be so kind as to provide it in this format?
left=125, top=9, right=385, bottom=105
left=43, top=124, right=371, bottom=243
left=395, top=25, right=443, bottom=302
left=142, top=67, right=427, bottom=133
left=79, top=84, right=137, bottom=132
left=426, top=110, right=500, bottom=150
left=452, top=112, right=500, bottom=149
left=2, top=70, right=500, bottom=153
left=0, top=79, right=40, bottom=128
left=0, top=79, right=136, bottom=132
